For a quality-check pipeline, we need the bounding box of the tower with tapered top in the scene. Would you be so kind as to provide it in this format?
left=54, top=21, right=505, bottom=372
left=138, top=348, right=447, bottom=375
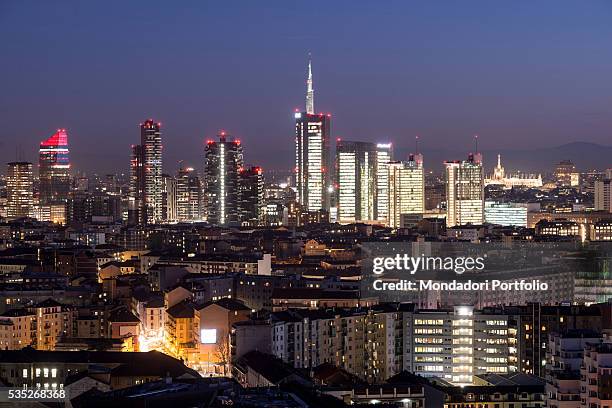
left=294, top=55, right=331, bottom=213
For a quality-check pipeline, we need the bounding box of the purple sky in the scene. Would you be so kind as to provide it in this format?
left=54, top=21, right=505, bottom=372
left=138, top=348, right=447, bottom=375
left=1, top=1, right=612, bottom=174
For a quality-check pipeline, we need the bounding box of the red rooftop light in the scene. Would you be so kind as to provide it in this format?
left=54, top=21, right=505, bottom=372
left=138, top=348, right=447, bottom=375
left=40, top=129, right=68, bottom=147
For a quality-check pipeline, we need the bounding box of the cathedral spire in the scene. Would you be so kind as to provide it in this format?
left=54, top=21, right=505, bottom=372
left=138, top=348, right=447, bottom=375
left=306, top=54, right=314, bottom=114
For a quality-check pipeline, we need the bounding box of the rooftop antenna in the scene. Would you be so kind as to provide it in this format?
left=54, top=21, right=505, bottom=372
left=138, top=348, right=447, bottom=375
left=474, top=134, right=479, bottom=153
left=415, top=135, right=420, bottom=154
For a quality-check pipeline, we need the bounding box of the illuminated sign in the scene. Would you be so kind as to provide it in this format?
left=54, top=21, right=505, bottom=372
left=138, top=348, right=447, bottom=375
left=201, top=328, right=217, bottom=344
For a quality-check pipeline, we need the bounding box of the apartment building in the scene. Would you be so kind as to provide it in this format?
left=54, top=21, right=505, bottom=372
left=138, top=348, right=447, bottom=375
left=241, top=303, right=513, bottom=385
left=28, top=299, right=74, bottom=351
left=411, top=306, right=509, bottom=385
left=580, top=342, right=612, bottom=407
left=545, top=330, right=602, bottom=408
left=0, top=308, right=36, bottom=349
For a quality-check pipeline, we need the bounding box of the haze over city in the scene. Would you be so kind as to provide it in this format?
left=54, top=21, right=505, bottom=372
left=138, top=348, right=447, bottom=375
left=2, top=0, right=612, bottom=173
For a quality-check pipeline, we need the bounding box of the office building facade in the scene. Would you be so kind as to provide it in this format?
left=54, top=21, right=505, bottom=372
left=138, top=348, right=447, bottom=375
left=39, top=129, right=70, bottom=205
left=205, top=132, right=243, bottom=226
left=6, top=162, right=34, bottom=219
left=238, top=166, right=264, bottom=226
left=336, top=140, right=377, bottom=223
left=375, top=143, right=393, bottom=224
left=445, top=153, right=484, bottom=227
left=388, top=154, right=425, bottom=228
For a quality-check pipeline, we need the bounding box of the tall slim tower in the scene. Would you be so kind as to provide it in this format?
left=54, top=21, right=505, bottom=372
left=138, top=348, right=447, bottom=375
left=445, top=153, right=484, bottom=227
left=336, top=140, right=377, bottom=223
left=39, top=129, right=71, bottom=205
left=295, top=56, right=331, bottom=213
left=141, top=120, right=163, bottom=223
left=375, top=143, right=393, bottom=224
left=6, top=162, right=34, bottom=219
left=205, top=132, right=243, bottom=226
left=128, top=144, right=144, bottom=225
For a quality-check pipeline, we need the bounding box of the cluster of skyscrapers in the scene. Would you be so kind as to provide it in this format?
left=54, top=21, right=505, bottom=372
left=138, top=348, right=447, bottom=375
left=293, top=58, right=484, bottom=229
left=6, top=129, right=71, bottom=222
left=3, top=57, right=495, bottom=230
left=128, top=123, right=264, bottom=227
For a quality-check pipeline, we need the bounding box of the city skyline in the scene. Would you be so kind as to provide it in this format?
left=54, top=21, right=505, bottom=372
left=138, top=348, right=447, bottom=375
left=4, top=3, right=612, bottom=406
left=2, top=1, right=612, bottom=173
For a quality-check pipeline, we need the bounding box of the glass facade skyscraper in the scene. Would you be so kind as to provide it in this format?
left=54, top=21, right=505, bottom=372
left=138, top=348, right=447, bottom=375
left=336, top=140, right=376, bottom=223
left=205, top=132, right=243, bottom=226
left=129, top=120, right=163, bottom=225
left=388, top=154, right=425, bottom=228
left=6, top=162, right=33, bottom=219
left=39, top=129, right=70, bottom=205
left=294, top=58, right=331, bottom=214
left=445, top=153, right=484, bottom=227
left=375, top=143, right=393, bottom=224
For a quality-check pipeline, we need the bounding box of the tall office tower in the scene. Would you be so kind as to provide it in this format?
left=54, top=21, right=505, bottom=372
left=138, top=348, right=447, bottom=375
left=39, top=129, right=71, bottom=205
left=595, top=179, right=612, bottom=212
left=388, top=154, right=425, bottom=228
left=128, top=120, right=163, bottom=225
left=445, top=153, right=484, bottom=227
left=128, top=144, right=144, bottom=225
left=294, top=57, right=331, bottom=213
left=6, top=162, right=34, bottom=218
left=239, top=166, right=264, bottom=226
left=336, top=140, right=377, bottom=223
left=375, top=143, right=393, bottom=224
left=205, top=132, right=243, bottom=226
left=176, top=166, right=202, bottom=222
left=555, top=160, right=579, bottom=187
left=162, top=173, right=177, bottom=222
left=140, top=120, right=163, bottom=223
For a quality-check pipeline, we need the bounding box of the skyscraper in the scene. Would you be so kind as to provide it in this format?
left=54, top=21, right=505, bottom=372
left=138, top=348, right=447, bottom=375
left=445, top=153, right=484, bottom=227
left=295, top=56, right=331, bottom=213
left=6, top=162, right=33, bottom=219
left=205, top=132, right=243, bottom=226
left=388, top=154, right=424, bottom=228
left=176, top=166, right=202, bottom=222
left=39, top=129, right=70, bottom=205
left=336, top=140, right=377, bottom=223
left=128, top=144, right=144, bottom=225
left=239, top=166, right=264, bottom=226
left=162, top=173, right=177, bottom=222
left=129, top=120, right=163, bottom=225
left=375, top=143, right=393, bottom=224
left=141, top=120, right=163, bottom=223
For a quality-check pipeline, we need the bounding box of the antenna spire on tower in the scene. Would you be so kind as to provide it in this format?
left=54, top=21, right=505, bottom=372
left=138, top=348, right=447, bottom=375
left=306, top=53, right=314, bottom=114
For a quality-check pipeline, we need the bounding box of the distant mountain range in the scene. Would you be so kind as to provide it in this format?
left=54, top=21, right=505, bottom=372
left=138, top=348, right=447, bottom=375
left=404, top=142, right=612, bottom=174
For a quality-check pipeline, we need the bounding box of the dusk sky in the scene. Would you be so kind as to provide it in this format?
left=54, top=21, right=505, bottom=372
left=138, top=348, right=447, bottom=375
left=1, top=1, right=612, bottom=174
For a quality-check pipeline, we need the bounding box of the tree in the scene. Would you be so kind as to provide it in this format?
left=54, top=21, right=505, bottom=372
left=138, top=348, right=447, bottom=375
left=214, top=329, right=230, bottom=376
